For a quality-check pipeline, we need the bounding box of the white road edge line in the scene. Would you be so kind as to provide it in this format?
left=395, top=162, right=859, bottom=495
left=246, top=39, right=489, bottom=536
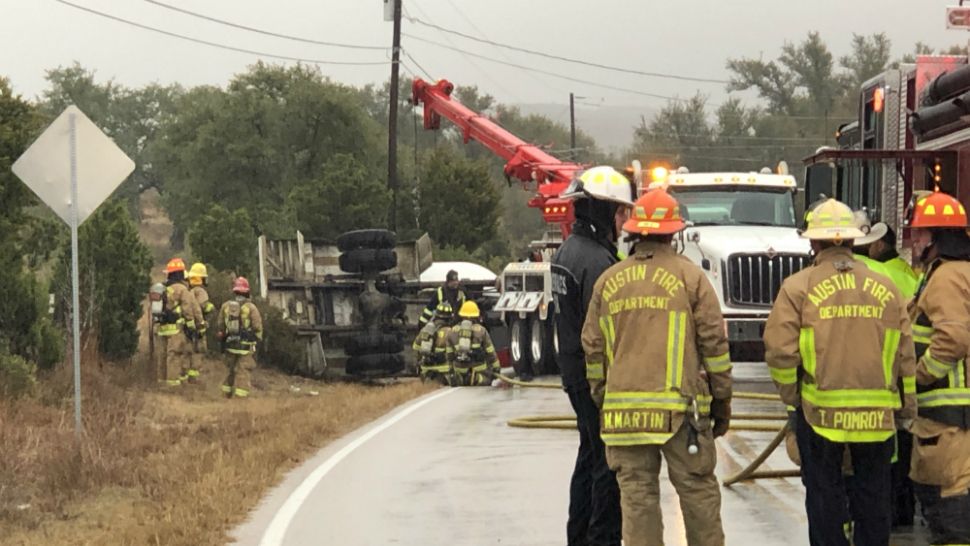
left=259, top=387, right=457, bottom=546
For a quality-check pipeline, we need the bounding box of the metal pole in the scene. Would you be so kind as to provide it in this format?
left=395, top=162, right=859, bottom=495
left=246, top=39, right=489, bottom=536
left=69, top=112, right=82, bottom=438
left=387, top=0, right=402, bottom=232
left=569, top=92, right=576, bottom=161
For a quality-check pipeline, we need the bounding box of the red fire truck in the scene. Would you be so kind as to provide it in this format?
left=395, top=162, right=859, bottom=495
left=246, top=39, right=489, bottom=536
left=803, top=55, right=970, bottom=260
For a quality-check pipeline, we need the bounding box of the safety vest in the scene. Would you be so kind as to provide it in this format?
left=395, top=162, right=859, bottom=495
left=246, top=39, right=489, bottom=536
left=882, top=256, right=919, bottom=299
left=911, top=260, right=970, bottom=428
left=223, top=300, right=258, bottom=355
left=420, top=287, right=466, bottom=325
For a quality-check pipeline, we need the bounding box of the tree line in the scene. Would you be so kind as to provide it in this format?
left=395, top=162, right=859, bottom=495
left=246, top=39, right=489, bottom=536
left=0, top=31, right=959, bottom=383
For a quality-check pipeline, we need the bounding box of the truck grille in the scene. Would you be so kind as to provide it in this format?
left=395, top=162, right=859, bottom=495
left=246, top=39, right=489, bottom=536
left=725, top=254, right=812, bottom=307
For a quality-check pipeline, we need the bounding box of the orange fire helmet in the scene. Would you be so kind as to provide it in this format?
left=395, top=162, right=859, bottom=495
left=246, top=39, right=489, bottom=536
left=165, top=258, right=186, bottom=274
left=907, top=190, right=968, bottom=229
left=622, top=188, right=686, bottom=236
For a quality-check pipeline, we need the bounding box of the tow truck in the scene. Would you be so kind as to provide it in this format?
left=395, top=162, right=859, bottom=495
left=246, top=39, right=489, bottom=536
left=645, top=169, right=811, bottom=360
left=412, top=78, right=812, bottom=366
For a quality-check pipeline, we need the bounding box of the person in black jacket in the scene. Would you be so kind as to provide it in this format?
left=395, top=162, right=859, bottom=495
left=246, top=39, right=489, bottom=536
left=552, top=166, right=635, bottom=546
left=419, top=269, right=466, bottom=327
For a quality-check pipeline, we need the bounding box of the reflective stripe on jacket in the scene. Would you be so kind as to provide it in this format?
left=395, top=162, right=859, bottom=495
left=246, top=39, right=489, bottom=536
left=445, top=320, right=498, bottom=370
left=190, top=286, right=216, bottom=316
left=582, top=241, right=732, bottom=447
left=765, top=246, right=916, bottom=443
left=218, top=299, right=264, bottom=355
left=159, top=282, right=203, bottom=337
left=413, top=321, right=450, bottom=364
left=419, top=287, right=466, bottom=326
left=910, top=259, right=970, bottom=428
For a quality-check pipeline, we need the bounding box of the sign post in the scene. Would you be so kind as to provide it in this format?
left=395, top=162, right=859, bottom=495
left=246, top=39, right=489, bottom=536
left=69, top=113, right=82, bottom=434
left=12, top=105, right=134, bottom=437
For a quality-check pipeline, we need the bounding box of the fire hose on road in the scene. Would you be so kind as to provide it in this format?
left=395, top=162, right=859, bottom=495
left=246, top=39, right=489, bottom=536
left=495, top=374, right=800, bottom=485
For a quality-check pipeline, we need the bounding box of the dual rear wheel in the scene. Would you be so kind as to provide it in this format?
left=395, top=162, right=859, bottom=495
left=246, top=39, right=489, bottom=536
left=509, top=314, right=559, bottom=377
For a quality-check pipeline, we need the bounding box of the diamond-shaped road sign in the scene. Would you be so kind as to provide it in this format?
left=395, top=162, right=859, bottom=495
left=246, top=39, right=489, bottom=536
left=12, top=105, right=134, bottom=225
left=10, top=105, right=134, bottom=438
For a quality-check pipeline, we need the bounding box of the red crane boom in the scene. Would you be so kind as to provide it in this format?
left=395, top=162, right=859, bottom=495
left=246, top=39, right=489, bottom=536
left=412, top=78, right=583, bottom=237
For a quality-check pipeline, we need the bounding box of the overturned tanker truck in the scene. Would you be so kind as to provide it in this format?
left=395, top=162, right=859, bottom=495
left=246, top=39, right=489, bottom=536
left=257, top=229, right=505, bottom=379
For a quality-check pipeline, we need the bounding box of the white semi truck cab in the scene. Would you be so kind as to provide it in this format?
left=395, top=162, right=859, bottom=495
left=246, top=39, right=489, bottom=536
left=651, top=170, right=812, bottom=360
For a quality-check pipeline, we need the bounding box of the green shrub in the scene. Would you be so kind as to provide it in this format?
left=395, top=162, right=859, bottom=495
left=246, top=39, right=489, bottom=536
left=29, top=318, right=65, bottom=371
left=0, top=352, right=37, bottom=399
left=254, top=302, right=305, bottom=374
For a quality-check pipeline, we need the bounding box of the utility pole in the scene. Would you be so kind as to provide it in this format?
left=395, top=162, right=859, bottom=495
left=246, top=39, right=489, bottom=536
left=569, top=92, right=577, bottom=161
left=387, top=0, right=402, bottom=231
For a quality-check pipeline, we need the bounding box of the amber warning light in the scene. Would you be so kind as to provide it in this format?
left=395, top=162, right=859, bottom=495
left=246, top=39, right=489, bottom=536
left=873, top=87, right=885, bottom=114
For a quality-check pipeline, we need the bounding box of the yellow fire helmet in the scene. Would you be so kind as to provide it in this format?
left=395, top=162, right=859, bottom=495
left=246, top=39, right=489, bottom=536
left=458, top=300, right=480, bottom=319
left=187, top=262, right=208, bottom=279
left=801, top=198, right=865, bottom=242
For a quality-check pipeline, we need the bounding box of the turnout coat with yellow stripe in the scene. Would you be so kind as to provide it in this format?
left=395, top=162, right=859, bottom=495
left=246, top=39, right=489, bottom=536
left=910, top=259, right=970, bottom=428
left=765, top=245, right=916, bottom=443
left=582, top=241, right=732, bottom=447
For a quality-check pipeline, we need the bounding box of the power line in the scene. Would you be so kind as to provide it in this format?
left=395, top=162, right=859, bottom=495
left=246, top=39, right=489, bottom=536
left=441, top=0, right=559, bottom=95
left=406, top=16, right=730, bottom=85
left=143, top=0, right=387, bottom=50
left=406, top=1, right=521, bottom=103
left=404, top=50, right=435, bottom=81
left=56, top=0, right=390, bottom=66
left=404, top=32, right=689, bottom=102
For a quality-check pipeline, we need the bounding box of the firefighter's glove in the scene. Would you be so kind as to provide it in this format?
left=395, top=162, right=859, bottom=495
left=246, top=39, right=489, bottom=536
left=787, top=409, right=799, bottom=430
left=711, top=398, right=731, bottom=438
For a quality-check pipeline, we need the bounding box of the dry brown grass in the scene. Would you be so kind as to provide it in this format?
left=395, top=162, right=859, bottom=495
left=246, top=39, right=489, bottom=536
left=0, top=360, right=435, bottom=546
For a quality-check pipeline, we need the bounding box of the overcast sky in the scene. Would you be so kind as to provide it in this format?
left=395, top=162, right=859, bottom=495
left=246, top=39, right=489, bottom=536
left=0, top=0, right=966, bottom=111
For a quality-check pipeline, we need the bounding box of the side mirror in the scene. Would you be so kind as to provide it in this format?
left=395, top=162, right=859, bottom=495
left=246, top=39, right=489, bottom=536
left=805, top=163, right=835, bottom=203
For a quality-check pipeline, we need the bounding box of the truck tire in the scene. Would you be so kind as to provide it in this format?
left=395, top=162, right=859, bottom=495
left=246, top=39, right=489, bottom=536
left=345, top=333, right=403, bottom=356
left=336, top=229, right=397, bottom=252
left=346, top=353, right=405, bottom=376
left=508, top=317, right=531, bottom=378
left=339, top=249, right=397, bottom=274
left=529, top=315, right=558, bottom=376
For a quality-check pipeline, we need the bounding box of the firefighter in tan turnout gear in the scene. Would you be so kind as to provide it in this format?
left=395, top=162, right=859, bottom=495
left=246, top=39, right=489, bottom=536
left=216, top=277, right=263, bottom=398
left=445, top=301, right=499, bottom=386
left=905, top=190, right=970, bottom=544
left=155, top=258, right=204, bottom=387
left=413, top=301, right=455, bottom=385
left=186, top=262, right=216, bottom=384
left=581, top=187, right=732, bottom=546
left=764, top=198, right=916, bottom=546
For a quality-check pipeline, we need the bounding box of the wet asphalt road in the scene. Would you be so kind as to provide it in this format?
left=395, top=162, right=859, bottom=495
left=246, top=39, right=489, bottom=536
left=233, top=364, right=926, bottom=546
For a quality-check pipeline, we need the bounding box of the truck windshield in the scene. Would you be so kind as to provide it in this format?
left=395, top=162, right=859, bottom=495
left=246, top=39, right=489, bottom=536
left=668, top=187, right=797, bottom=227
